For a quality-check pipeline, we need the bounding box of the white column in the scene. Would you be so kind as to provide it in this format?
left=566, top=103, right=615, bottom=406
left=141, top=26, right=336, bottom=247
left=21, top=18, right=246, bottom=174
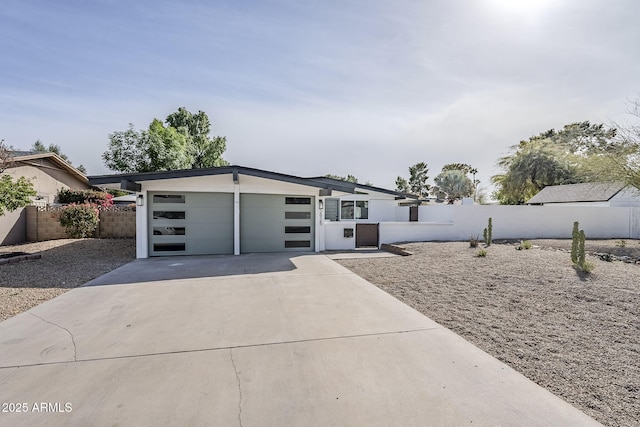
left=234, top=184, right=240, bottom=255
left=136, top=191, right=149, bottom=258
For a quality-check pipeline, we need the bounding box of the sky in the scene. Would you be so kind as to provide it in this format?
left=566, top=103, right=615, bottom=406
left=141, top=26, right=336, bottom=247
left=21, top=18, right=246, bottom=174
left=1, top=0, right=639, bottom=196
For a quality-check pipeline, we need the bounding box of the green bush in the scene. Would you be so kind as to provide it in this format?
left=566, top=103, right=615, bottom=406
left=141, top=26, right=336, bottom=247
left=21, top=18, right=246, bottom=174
left=476, top=249, right=487, bottom=257
left=59, top=204, right=100, bottom=238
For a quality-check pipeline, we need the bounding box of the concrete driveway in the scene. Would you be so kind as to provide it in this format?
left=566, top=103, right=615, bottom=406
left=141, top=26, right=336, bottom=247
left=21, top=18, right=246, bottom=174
left=0, top=253, right=600, bottom=426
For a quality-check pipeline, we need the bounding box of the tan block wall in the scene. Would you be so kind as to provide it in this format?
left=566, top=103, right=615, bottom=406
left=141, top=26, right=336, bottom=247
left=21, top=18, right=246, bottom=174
left=26, top=206, right=136, bottom=241
left=98, top=210, right=137, bottom=238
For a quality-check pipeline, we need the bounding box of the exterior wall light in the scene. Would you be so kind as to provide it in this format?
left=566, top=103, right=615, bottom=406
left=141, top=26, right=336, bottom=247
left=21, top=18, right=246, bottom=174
left=319, top=199, right=324, bottom=209
left=136, top=194, right=144, bottom=206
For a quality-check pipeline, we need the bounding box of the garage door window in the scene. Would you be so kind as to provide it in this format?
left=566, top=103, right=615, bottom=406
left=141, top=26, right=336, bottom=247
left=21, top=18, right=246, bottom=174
left=285, top=197, right=311, bottom=204
left=153, top=194, right=185, bottom=204
left=340, top=201, right=368, bottom=219
left=153, top=211, right=186, bottom=220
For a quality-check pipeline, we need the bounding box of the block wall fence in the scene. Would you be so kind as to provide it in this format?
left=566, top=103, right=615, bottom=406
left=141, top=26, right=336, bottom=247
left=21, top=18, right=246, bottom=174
left=25, top=206, right=136, bottom=242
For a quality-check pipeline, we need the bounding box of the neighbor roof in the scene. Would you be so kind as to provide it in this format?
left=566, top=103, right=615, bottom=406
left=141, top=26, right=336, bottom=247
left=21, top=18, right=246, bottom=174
left=88, top=165, right=414, bottom=198
left=526, top=182, right=625, bottom=204
left=9, top=152, right=88, bottom=184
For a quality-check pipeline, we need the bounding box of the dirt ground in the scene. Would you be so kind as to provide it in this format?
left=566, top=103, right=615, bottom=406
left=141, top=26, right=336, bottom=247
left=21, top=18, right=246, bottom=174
left=0, top=239, right=136, bottom=321
left=338, top=239, right=640, bottom=427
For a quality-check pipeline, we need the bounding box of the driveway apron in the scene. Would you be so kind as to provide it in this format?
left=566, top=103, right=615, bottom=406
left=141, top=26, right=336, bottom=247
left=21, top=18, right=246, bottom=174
left=0, top=253, right=601, bottom=426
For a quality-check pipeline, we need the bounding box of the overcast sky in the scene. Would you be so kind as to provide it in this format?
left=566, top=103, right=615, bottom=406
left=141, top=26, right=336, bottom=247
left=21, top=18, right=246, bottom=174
left=1, top=0, right=639, bottom=195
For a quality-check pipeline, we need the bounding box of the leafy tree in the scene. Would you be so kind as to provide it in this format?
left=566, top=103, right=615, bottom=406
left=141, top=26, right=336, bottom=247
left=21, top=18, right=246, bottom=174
left=491, top=121, right=618, bottom=204
left=325, top=174, right=358, bottom=183
left=409, top=162, right=430, bottom=197
left=395, top=176, right=410, bottom=193
left=0, top=140, right=12, bottom=172
left=0, top=175, right=36, bottom=216
left=103, top=108, right=228, bottom=173
left=166, top=107, right=228, bottom=168
left=441, top=163, right=479, bottom=200
left=31, top=140, right=87, bottom=173
left=434, top=170, right=474, bottom=201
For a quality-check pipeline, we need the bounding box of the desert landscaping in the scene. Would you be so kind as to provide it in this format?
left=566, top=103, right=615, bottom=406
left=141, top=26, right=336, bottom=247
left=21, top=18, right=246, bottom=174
left=1, top=238, right=638, bottom=426
left=338, top=239, right=640, bottom=427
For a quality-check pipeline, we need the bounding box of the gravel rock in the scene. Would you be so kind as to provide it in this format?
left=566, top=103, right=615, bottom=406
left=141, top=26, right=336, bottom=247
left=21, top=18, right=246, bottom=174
left=338, top=239, right=640, bottom=427
left=0, top=238, right=136, bottom=321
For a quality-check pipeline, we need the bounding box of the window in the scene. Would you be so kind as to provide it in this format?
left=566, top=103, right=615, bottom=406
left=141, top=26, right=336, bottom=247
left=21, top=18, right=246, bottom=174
left=285, top=211, right=311, bottom=219
left=285, top=226, right=311, bottom=234
left=153, top=227, right=186, bottom=235
left=285, top=197, right=311, bottom=205
left=153, top=194, right=185, bottom=204
left=340, top=201, right=354, bottom=219
left=153, top=211, right=186, bottom=220
left=153, top=243, right=186, bottom=252
left=324, top=199, right=339, bottom=221
left=285, top=240, right=311, bottom=248
left=340, top=201, right=368, bottom=219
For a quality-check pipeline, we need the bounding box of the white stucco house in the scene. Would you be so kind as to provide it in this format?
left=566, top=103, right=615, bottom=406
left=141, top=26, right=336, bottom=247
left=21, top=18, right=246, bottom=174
left=89, top=166, right=416, bottom=258
left=526, top=182, right=640, bottom=207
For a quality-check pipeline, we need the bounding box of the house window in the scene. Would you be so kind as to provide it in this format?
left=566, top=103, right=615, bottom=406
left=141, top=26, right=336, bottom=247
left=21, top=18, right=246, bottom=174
left=340, top=201, right=368, bottom=220
left=324, top=198, right=339, bottom=221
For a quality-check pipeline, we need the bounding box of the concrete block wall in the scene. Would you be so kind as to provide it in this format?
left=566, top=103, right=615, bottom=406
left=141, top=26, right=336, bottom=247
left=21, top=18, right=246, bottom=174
left=98, top=210, right=136, bottom=238
left=25, top=206, right=136, bottom=242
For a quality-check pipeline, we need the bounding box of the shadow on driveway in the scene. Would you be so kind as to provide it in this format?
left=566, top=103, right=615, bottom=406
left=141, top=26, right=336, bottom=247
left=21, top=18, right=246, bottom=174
left=83, top=252, right=300, bottom=286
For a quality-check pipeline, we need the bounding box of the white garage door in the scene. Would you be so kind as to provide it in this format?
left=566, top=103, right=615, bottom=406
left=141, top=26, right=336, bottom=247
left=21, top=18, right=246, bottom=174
left=148, top=192, right=234, bottom=256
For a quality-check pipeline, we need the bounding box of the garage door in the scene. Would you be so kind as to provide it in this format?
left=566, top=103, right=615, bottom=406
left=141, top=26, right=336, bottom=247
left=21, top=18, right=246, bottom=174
left=240, top=194, right=314, bottom=253
left=149, top=192, right=234, bottom=256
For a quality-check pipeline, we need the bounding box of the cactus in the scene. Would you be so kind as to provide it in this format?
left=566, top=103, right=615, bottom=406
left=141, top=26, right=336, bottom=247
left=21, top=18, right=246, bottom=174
left=571, top=221, right=579, bottom=264
left=487, top=217, right=493, bottom=245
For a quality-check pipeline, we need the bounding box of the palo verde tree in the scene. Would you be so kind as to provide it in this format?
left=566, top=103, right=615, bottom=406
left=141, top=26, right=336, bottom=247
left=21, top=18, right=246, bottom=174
left=103, top=107, right=228, bottom=173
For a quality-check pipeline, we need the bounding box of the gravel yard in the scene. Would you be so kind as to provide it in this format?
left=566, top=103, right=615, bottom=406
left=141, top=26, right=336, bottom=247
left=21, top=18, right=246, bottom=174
left=338, top=240, right=640, bottom=427
left=0, top=239, right=136, bottom=321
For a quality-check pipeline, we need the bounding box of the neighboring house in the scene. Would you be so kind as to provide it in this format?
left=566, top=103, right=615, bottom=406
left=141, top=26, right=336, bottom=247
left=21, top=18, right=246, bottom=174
left=0, top=152, right=91, bottom=245
left=526, top=182, right=640, bottom=207
left=89, top=166, right=415, bottom=258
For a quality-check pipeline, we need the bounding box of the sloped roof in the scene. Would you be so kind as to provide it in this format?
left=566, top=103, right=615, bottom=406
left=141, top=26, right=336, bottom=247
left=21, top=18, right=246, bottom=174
left=526, top=182, right=625, bottom=204
left=9, top=152, right=89, bottom=184
left=89, top=165, right=413, bottom=198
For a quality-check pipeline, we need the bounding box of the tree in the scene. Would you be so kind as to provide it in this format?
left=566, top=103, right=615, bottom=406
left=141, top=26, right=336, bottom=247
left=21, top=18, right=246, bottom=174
left=325, top=174, right=358, bottom=183
left=103, top=107, right=228, bottom=173
left=0, top=140, right=12, bottom=173
left=395, top=176, right=410, bottom=193
left=408, top=162, right=430, bottom=197
left=434, top=170, right=474, bottom=201
left=31, top=140, right=87, bottom=173
left=441, top=163, right=479, bottom=200
left=0, top=175, right=36, bottom=216
left=491, top=121, right=618, bottom=204
left=166, top=107, right=228, bottom=168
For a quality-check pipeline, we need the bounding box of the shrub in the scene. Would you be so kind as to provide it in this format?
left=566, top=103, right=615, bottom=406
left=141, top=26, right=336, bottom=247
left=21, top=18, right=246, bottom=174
left=616, top=239, right=627, bottom=248
left=469, top=235, right=479, bottom=248
left=59, top=204, right=100, bottom=238
left=516, top=240, right=532, bottom=250
left=57, top=189, right=113, bottom=208
left=476, top=249, right=487, bottom=257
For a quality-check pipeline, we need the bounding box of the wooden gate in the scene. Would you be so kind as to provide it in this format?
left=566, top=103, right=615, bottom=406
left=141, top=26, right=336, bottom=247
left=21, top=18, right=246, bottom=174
left=356, top=223, right=379, bottom=247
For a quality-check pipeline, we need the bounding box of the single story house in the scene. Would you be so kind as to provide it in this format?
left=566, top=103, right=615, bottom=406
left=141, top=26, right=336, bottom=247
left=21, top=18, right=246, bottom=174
left=526, top=182, right=640, bottom=207
left=1, top=152, right=91, bottom=245
left=88, top=166, right=416, bottom=258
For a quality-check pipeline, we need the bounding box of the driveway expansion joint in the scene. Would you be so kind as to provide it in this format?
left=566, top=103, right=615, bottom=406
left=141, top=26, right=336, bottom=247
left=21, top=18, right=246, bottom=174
left=28, top=312, right=77, bottom=362
left=229, top=349, right=244, bottom=427
left=0, top=327, right=443, bottom=370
